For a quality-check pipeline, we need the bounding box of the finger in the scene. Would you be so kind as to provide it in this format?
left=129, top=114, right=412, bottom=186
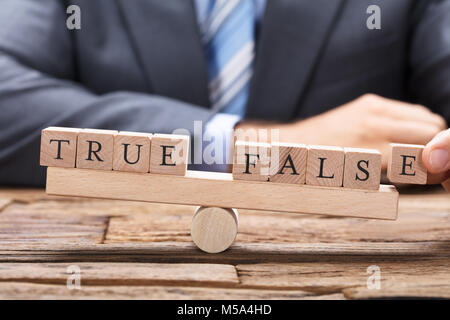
left=422, top=129, right=450, bottom=174
left=443, top=178, right=450, bottom=192
left=427, top=170, right=450, bottom=185
left=372, top=97, right=447, bottom=129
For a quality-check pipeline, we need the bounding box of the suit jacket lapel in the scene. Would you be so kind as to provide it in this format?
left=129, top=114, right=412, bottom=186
left=116, top=0, right=210, bottom=107
left=246, top=0, right=345, bottom=120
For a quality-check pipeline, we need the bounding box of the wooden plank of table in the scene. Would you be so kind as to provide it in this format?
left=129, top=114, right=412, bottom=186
left=0, top=188, right=76, bottom=203
left=236, top=259, right=450, bottom=295
left=343, top=282, right=450, bottom=299
left=1, top=260, right=447, bottom=299
left=104, top=205, right=449, bottom=244
left=46, top=167, right=399, bottom=220
left=0, top=203, right=109, bottom=245
left=0, top=282, right=345, bottom=300
left=0, top=263, right=239, bottom=287
left=0, top=198, right=11, bottom=212
left=0, top=188, right=447, bottom=299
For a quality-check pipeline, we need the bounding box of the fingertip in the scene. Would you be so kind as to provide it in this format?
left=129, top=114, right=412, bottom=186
left=427, top=171, right=450, bottom=185
left=443, top=178, right=450, bottom=192
left=423, top=129, right=450, bottom=174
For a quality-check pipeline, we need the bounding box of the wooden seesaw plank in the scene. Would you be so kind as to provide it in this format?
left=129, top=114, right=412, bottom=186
left=46, top=167, right=399, bottom=220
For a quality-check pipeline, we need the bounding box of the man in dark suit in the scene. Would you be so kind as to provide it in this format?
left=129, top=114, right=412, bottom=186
left=0, top=0, right=448, bottom=188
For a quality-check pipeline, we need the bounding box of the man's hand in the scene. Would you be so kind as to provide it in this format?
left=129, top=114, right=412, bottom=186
left=237, top=94, right=447, bottom=169
left=423, top=129, right=450, bottom=191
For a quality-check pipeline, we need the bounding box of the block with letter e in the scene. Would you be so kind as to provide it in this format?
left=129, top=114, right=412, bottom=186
left=387, top=143, right=427, bottom=185
left=269, top=142, right=307, bottom=184
left=113, top=131, right=152, bottom=173
left=306, top=145, right=345, bottom=187
left=232, top=141, right=271, bottom=182
left=150, top=134, right=189, bottom=176
left=76, top=129, right=118, bottom=170
left=40, top=127, right=80, bottom=168
left=343, top=148, right=381, bottom=190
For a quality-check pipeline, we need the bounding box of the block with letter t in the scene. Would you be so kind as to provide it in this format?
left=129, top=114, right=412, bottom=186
left=40, top=127, right=80, bottom=168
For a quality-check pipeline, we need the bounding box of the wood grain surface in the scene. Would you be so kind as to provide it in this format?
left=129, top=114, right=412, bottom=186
left=0, top=187, right=448, bottom=299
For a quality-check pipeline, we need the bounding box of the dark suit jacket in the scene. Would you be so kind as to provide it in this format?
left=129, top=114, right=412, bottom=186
left=0, top=0, right=449, bottom=186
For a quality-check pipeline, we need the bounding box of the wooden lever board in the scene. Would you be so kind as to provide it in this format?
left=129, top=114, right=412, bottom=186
left=46, top=167, right=399, bottom=220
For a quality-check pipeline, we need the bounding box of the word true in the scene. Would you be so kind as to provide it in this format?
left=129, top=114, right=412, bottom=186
left=40, top=127, right=427, bottom=190
left=40, top=127, right=189, bottom=176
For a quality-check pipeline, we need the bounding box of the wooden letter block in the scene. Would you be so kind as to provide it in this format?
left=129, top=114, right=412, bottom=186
left=40, top=127, right=80, bottom=168
left=306, top=145, right=345, bottom=187
left=343, top=148, right=381, bottom=190
left=232, top=141, right=271, bottom=182
left=269, top=142, right=307, bottom=184
left=150, top=134, right=189, bottom=176
left=113, top=132, right=152, bottom=173
left=387, top=143, right=427, bottom=185
left=76, top=129, right=117, bottom=170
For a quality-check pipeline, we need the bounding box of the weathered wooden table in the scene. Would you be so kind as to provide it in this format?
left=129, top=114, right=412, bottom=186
left=0, top=187, right=448, bottom=299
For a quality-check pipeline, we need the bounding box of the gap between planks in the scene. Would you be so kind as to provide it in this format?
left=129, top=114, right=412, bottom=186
left=1, top=242, right=449, bottom=264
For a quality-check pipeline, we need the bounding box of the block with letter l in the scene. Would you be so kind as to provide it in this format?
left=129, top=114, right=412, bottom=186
left=306, top=145, right=345, bottom=187
left=150, top=133, right=189, bottom=176
left=40, top=127, right=80, bottom=168
left=387, top=143, right=427, bottom=184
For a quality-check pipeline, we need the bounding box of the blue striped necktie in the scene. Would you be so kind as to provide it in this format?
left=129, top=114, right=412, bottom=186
left=202, top=0, right=255, bottom=117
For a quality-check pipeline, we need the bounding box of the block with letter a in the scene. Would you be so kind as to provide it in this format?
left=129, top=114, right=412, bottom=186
left=76, top=129, right=118, bottom=170
left=113, top=131, right=152, bottom=173
left=269, top=142, right=307, bottom=184
left=40, top=127, right=80, bottom=168
left=232, top=141, right=271, bottom=182
left=387, top=143, right=427, bottom=185
left=150, top=133, right=189, bottom=176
